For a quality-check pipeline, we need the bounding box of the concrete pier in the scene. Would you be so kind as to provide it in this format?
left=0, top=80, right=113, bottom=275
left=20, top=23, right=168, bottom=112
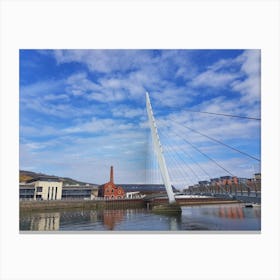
left=151, top=203, right=182, bottom=215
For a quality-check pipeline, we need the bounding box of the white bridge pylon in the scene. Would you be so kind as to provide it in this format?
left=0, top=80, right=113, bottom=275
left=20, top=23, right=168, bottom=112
left=146, top=92, right=176, bottom=204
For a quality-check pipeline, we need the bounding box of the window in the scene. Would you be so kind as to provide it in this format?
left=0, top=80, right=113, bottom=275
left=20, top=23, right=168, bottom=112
left=36, top=187, right=43, bottom=192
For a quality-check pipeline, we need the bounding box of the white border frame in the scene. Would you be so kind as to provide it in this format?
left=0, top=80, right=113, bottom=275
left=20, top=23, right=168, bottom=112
left=1, top=1, right=279, bottom=279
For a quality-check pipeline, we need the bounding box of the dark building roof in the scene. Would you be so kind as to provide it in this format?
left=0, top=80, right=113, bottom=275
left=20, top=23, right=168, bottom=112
left=210, top=178, right=220, bottom=182
left=220, top=176, right=232, bottom=179
left=198, top=181, right=209, bottom=184
left=19, top=184, right=35, bottom=189
left=62, top=185, right=98, bottom=190
left=26, top=176, right=61, bottom=183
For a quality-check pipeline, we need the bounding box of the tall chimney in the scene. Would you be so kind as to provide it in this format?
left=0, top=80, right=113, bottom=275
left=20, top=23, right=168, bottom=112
left=110, top=166, right=114, bottom=183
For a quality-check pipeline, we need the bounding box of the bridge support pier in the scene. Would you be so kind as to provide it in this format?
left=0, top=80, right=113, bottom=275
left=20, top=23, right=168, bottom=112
left=152, top=202, right=182, bottom=215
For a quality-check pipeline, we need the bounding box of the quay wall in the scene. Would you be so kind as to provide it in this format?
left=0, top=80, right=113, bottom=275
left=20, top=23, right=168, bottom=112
left=20, top=199, right=145, bottom=212
left=149, top=197, right=239, bottom=207
left=20, top=197, right=241, bottom=212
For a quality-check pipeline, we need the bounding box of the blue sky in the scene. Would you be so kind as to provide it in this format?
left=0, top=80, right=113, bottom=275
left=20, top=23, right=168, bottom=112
left=20, top=50, right=261, bottom=187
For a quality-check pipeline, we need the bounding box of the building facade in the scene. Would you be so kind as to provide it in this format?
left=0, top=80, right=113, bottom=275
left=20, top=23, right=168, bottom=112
left=62, top=185, right=98, bottom=200
left=99, top=166, right=125, bottom=199
left=20, top=176, right=63, bottom=200
left=20, top=177, right=99, bottom=201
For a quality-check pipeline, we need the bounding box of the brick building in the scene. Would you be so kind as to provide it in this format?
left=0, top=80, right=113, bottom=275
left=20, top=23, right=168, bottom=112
left=99, top=166, right=125, bottom=199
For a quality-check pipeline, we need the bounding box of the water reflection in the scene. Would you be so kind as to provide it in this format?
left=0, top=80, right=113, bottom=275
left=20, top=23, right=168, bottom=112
left=103, top=210, right=124, bottom=230
left=181, top=204, right=261, bottom=230
left=218, top=206, right=244, bottom=219
left=19, top=204, right=261, bottom=231
left=20, top=212, right=60, bottom=231
left=169, top=216, right=181, bottom=231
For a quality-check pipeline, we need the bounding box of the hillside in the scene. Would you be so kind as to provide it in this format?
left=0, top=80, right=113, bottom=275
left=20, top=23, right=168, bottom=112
left=19, top=170, right=98, bottom=186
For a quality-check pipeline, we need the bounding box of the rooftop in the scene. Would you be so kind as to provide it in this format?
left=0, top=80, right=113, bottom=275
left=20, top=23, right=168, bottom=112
left=26, top=176, right=61, bottom=183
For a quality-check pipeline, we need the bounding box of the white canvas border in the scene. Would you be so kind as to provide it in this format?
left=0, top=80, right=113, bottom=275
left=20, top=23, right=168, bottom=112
left=1, top=1, right=280, bottom=280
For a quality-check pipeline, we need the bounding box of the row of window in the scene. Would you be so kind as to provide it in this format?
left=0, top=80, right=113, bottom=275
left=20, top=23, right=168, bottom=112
left=62, top=190, right=91, bottom=196
left=104, top=195, right=123, bottom=199
left=20, top=189, right=35, bottom=195
left=48, top=187, right=58, bottom=200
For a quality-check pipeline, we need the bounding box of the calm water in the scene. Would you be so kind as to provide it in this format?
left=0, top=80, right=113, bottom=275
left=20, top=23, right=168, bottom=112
left=20, top=203, right=261, bottom=231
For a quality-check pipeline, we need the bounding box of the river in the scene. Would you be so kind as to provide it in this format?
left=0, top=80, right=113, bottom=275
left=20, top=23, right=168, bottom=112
left=20, top=203, right=261, bottom=231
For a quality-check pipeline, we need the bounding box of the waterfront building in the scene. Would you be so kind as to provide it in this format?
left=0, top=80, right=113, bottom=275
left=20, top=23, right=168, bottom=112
left=99, top=166, right=125, bottom=199
left=19, top=176, right=63, bottom=200
left=62, top=185, right=98, bottom=200
left=19, top=176, right=98, bottom=201
left=254, top=173, right=261, bottom=181
left=125, top=191, right=144, bottom=199
left=19, top=183, right=35, bottom=199
left=120, top=184, right=175, bottom=194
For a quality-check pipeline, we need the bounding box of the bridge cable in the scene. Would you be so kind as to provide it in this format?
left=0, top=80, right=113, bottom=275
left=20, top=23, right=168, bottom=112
left=163, top=125, right=236, bottom=177
left=154, top=104, right=261, bottom=120
left=159, top=126, right=222, bottom=192
left=168, top=117, right=260, bottom=162
left=177, top=109, right=261, bottom=121
left=158, top=121, right=213, bottom=179
left=158, top=127, right=205, bottom=182
left=162, top=140, right=197, bottom=187
left=165, top=141, right=199, bottom=185
left=156, top=125, right=197, bottom=187
left=153, top=117, right=231, bottom=192
left=158, top=125, right=223, bottom=192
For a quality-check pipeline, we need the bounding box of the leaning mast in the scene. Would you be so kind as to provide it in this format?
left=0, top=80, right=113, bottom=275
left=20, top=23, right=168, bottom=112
left=146, top=92, right=176, bottom=204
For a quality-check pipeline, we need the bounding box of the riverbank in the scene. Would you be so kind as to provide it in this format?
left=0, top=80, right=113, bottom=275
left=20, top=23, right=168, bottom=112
left=20, top=197, right=240, bottom=212
left=20, top=199, right=145, bottom=212
left=150, top=197, right=239, bottom=207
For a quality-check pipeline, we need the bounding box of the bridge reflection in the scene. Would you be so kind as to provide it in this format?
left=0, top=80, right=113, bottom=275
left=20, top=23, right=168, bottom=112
left=19, top=204, right=261, bottom=231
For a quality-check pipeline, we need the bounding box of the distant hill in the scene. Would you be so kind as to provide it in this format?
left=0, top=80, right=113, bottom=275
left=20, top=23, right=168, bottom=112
left=19, top=170, right=179, bottom=193
left=19, top=170, right=98, bottom=186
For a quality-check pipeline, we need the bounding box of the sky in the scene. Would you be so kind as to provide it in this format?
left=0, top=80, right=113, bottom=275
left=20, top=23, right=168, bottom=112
left=20, top=50, right=261, bottom=188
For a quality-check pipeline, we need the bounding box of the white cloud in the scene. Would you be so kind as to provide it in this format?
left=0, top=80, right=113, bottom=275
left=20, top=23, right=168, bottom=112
left=44, top=94, right=69, bottom=101
left=231, top=50, right=261, bottom=103
left=53, top=50, right=152, bottom=73
left=87, top=90, right=126, bottom=103
left=65, top=72, right=101, bottom=96
left=20, top=125, right=60, bottom=137
left=63, top=117, right=135, bottom=134
left=152, top=86, right=194, bottom=108
left=189, top=50, right=261, bottom=104
left=111, top=106, right=144, bottom=118
left=191, top=70, right=239, bottom=88
left=20, top=79, right=63, bottom=98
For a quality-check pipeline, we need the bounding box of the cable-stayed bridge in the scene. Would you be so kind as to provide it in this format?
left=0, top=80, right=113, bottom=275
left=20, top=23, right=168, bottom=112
left=144, top=92, right=261, bottom=204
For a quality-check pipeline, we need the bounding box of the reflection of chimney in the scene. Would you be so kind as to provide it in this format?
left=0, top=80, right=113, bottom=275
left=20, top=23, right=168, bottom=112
left=110, top=166, right=114, bottom=183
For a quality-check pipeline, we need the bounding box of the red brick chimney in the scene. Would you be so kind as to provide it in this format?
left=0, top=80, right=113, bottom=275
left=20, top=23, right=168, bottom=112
left=110, top=166, right=114, bottom=183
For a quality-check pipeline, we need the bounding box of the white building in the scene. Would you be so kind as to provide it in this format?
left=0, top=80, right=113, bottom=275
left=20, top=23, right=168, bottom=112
left=20, top=176, right=63, bottom=200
